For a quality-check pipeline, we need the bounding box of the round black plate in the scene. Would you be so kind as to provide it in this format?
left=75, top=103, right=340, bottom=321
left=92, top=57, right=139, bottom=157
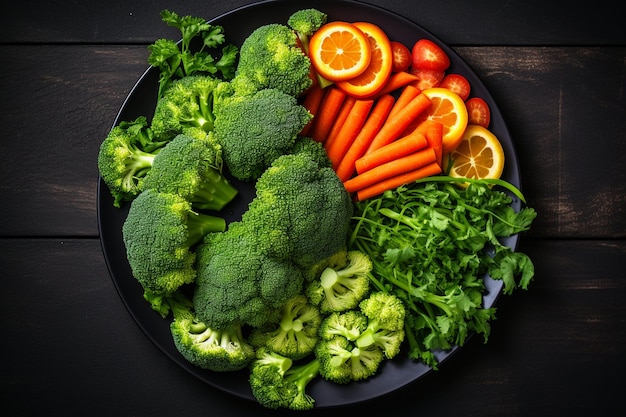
left=98, top=0, right=521, bottom=408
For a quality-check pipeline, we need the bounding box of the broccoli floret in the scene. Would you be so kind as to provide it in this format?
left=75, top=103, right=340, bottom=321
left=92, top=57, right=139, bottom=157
left=168, top=291, right=254, bottom=372
left=151, top=75, right=222, bottom=141
left=318, top=310, right=368, bottom=342
left=193, top=221, right=304, bottom=329
left=287, top=9, right=328, bottom=55
left=97, top=116, right=165, bottom=207
left=306, top=250, right=372, bottom=313
left=122, top=189, right=226, bottom=315
left=231, top=23, right=312, bottom=97
left=249, top=294, right=322, bottom=360
left=315, top=335, right=383, bottom=384
left=249, top=347, right=320, bottom=410
left=141, top=130, right=237, bottom=212
left=356, top=292, right=406, bottom=359
left=242, top=152, right=353, bottom=269
left=213, top=88, right=312, bottom=181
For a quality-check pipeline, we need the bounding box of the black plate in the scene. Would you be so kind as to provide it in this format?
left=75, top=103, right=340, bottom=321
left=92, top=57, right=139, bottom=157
left=98, top=0, right=521, bottom=408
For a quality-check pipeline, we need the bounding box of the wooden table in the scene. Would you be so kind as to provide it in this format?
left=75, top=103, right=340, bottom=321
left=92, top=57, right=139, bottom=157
left=2, top=0, right=624, bottom=415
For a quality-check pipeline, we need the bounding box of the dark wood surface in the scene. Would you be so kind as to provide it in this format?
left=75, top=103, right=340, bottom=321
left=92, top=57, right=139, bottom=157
left=1, top=1, right=624, bottom=415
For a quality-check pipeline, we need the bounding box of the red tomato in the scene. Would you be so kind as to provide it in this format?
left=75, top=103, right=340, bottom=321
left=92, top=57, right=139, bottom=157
left=390, top=41, right=411, bottom=72
left=411, top=38, right=450, bottom=71
left=408, top=67, right=445, bottom=90
left=465, top=97, right=491, bottom=128
left=440, top=73, right=471, bottom=101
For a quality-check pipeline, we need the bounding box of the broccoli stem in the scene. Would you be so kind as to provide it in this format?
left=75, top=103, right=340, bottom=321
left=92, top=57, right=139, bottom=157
left=284, top=358, right=320, bottom=389
left=190, top=169, right=238, bottom=212
left=121, top=150, right=156, bottom=191
left=185, top=210, right=226, bottom=246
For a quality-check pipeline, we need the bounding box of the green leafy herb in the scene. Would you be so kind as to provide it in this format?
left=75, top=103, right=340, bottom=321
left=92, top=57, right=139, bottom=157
left=348, top=176, right=537, bottom=368
left=148, top=10, right=239, bottom=97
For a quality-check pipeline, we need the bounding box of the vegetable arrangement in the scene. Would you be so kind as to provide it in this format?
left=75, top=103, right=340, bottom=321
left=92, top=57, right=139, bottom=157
left=97, top=7, right=537, bottom=411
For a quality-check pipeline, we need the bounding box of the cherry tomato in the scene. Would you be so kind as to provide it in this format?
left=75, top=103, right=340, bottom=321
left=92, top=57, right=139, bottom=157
left=465, top=97, right=491, bottom=128
left=411, top=38, right=450, bottom=71
left=440, top=73, right=471, bottom=101
left=408, top=67, right=445, bottom=90
left=390, top=41, right=411, bottom=72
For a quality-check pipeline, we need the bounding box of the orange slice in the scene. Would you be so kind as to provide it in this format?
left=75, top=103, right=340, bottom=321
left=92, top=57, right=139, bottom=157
left=335, top=21, right=393, bottom=98
left=414, top=87, right=468, bottom=153
left=445, top=124, right=505, bottom=180
left=309, top=21, right=371, bottom=82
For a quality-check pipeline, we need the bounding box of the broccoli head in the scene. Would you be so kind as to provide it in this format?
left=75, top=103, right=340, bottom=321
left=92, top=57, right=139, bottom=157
left=213, top=88, right=312, bottom=181
left=315, top=335, right=383, bottom=384
left=287, top=8, right=328, bottom=55
left=318, top=310, right=368, bottom=342
left=150, top=75, right=222, bottom=141
left=231, top=23, right=313, bottom=97
left=306, top=249, right=372, bottom=313
left=168, top=291, right=255, bottom=372
left=249, top=294, right=322, bottom=360
left=142, top=130, right=238, bottom=212
left=356, top=292, right=406, bottom=359
left=287, top=135, right=332, bottom=169
left=98, top=116, right=165, bottom=207
left=242, top=152, right=353, bottom=269
left=192, top=221, right=304, bottom=329
left=122, top=189, right=226, bottom=315
left=249, top=347, right=320, bottom=410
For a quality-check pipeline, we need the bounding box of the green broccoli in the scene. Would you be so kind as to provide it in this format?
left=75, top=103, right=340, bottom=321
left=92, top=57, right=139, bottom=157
left=141, top=130, right=237, bottom=212
left=231, top=23, right=312, bottom=97
left=315, top=335, right=383, bottom=384
left=193, top=221, right=304, bottom=329
left=167, top=290, right=255, bottom=372
left=242, top=152, right=353, bottom=269
left=315, top=292, right=406, bottom=383
left=356, top=292, right=406, bottom=359
left=150, top=75, right=223, bottom=141
left=122, top=189, right=226, bottom=316
left=287, top=8, right=327, bottom=56
left=287, top=135, right=332, bottom=169
left=148, top=9, right=239, bottom=97
left=249, top=347, right=320, bottom=410
left=305, top=249, right=372, bottom=313
left=213, top=88, right=312, bottom=181
left=97, top=116, right=166, bottom=207
left=249, top=294, right=322, bottom=360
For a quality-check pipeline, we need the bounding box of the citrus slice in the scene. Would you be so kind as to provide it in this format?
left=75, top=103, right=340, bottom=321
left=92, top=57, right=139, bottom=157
left=414, top=87, right=468, bottom=153
left=335, top=21, right=393, bottom=98
left=309, top=21, right=371, bottom=82
left=445, top=124, right=505, bottom=180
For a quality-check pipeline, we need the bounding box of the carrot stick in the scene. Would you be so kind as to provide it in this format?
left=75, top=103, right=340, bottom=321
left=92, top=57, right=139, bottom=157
left=344, top=147, right=438, bottom=193
left=373, top=71, right=420, bottom=97
left=324, top=96, right=356, bottom=150
left=355, top=129, right=428, bottom=174
left=335, top=94, right=396, bottom=182
left=424, top=121, right=444, bottom=166
left=365, top=92, right=432, bottom=154
left=299, top=84, right=326, bottom=136
left=310, top=87, right=347, bottom=142
left=325, top=98, right=374, bottom=169
left=388, top=84, right=421, bottom=120
left=355, top=161, right=442, bottom=201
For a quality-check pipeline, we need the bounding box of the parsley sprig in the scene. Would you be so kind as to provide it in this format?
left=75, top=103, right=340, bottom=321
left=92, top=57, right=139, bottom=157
left=348, top=176, right=537, bottom=368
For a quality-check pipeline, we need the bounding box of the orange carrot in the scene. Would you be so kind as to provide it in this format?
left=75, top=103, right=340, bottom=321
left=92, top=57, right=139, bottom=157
left=310, top=87, right=347, bottom=142
left=365, top=92, right=432, bottom=154
left=355, top=162, right=443, bottom=201
left=299, top=84, right=326, bottom=136
left=335, top=94, right=396, bottom=182
left=325, top=98, right=374, bottom=169
left=355, top=129, right=428, bottom=174
left=373, top=71, right=419, bottom=97
left=324, top=96, right=356, bottom=150
left=388, top=84, right=421, bottom=120
left=424, top=121, right=444, bottom=166
left=344, top=147, right=438, bottom=193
